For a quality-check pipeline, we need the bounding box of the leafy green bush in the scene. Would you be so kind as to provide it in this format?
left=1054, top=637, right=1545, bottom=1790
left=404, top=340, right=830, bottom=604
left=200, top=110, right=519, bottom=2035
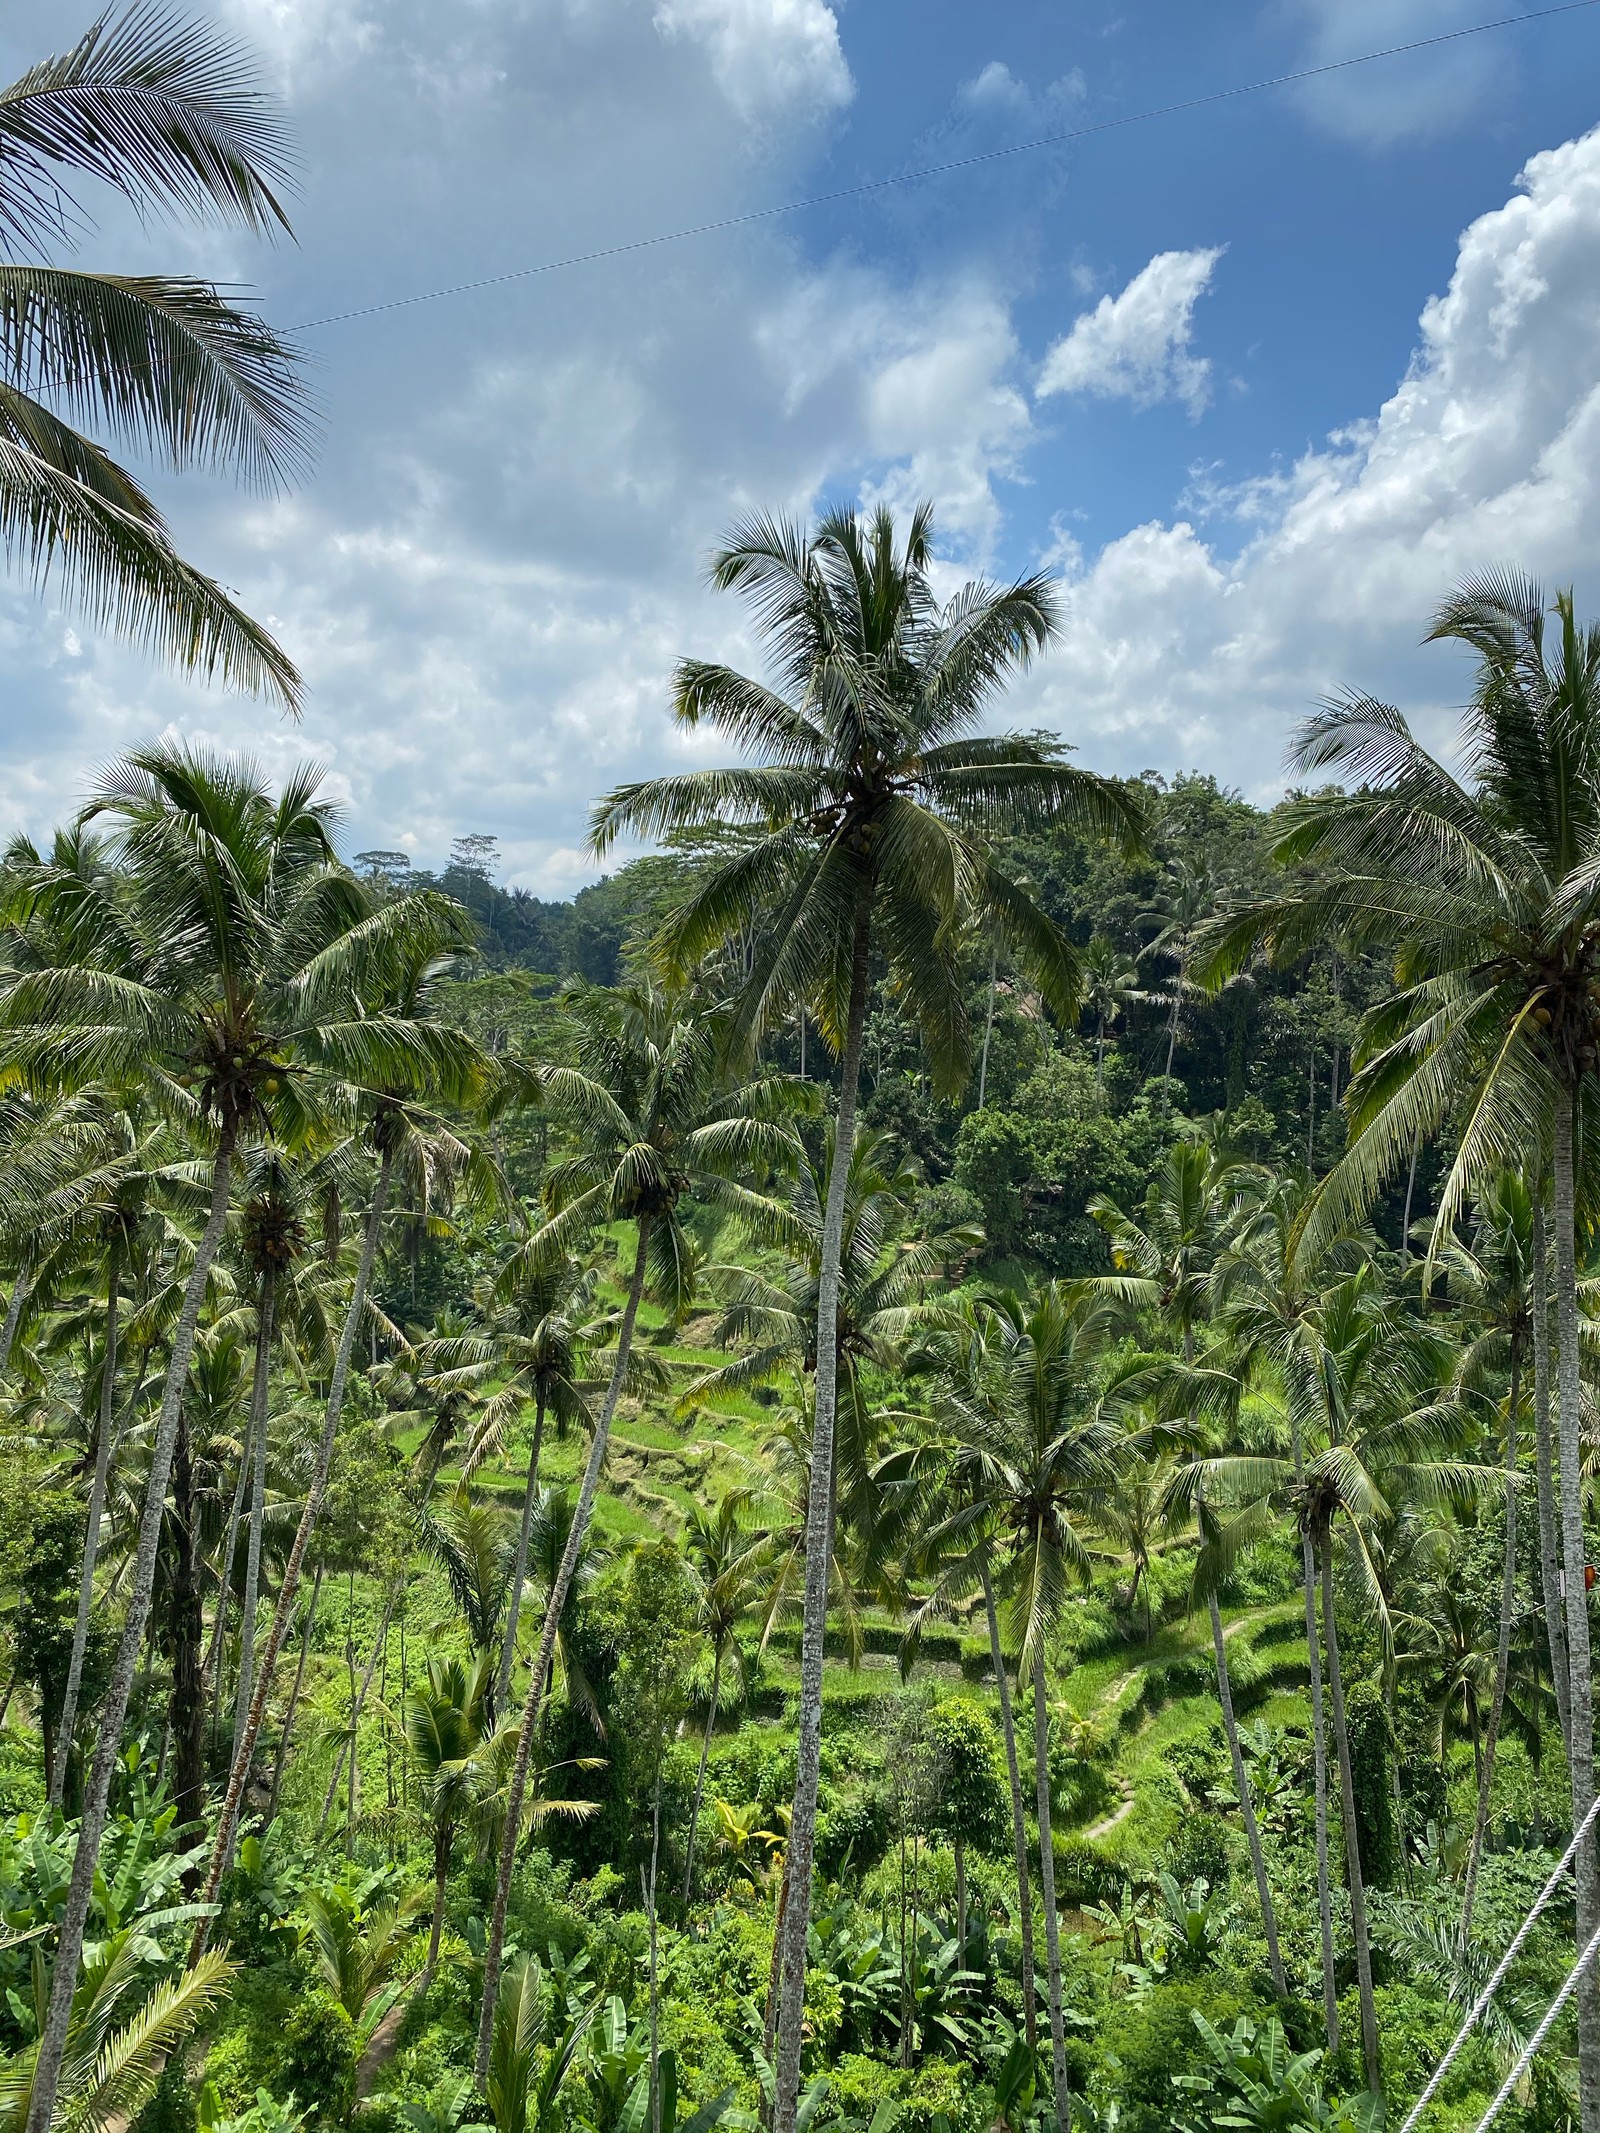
left=1094, top=1977, right=1266, bottom=2133
left=279, top=1991, right=357, bottom=2126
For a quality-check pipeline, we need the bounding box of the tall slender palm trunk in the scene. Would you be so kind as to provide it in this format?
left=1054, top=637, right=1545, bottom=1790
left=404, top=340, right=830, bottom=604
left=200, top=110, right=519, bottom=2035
left=0, top=1273, right=29, bottom=1378
left=772, top=892, right=871, bottom=2133
left=231, top=1265, right=277, bottom=1771
left=193, top=1147, right=394, bottom=1948
left=1300, top=1529, right=1339, bottom=2049
left=977, top=941, right=998, bottom=1111
left=1532, top=1202, right=1572, bottom=1758
left=51, top=1247, right=120, bottom=1807
left=204, top=1411, right=251, bottom=1747
left=1462, top=1346, right=1520, bottom=1936
left=682, top=1640, right=724, bottom=1907
left=268, top=1558, right=324, bottom=1821
left=1031, top=1641, right=1071, bottom=2133
left=25, top=1130, right=237, bottom=2133
left=1208, top=1592, right=1287, bottom=1995
left=474, top=1212, right=654, bottom=2082
left=981, top=1555, right=1036, bottom=2048
left=170, top=1402, right=207, bottom=1840
left=1551, top=1101, right=1600, bottom=2133
left=1320, top=1530, right=1380, bottom=2096
left=495, top=1396, right=546, bottom=1716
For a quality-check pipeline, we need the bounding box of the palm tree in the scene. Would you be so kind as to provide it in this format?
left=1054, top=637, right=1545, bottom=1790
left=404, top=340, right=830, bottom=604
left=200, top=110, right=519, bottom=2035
left=0, top=745, right=473, bottom=2133
left=1426, top=1169, right=1535, bottom=1934
left=405, top=1649, right=498, bottom=1982
left=1080, top=935, right=1140, bottom=1092
left=0, top=7, right=311, bottom=704
left=473, top=979, right=802, bottom=2080
left=912, top=1282, right=1121, bottom=2131
left=1139, top=858, right=1216, bottom=1103
left=418, top=1247, right=601, bottom=1712
left=680, top=1489, right=771, bottom=1905
left=1202, top=572, right=1600, bottom=2131
left=0, top=1933, right=234, bottom=2133
left=591, top=504, right=1141, bottom=2133
left=198, top=964, right=493, bottom=1927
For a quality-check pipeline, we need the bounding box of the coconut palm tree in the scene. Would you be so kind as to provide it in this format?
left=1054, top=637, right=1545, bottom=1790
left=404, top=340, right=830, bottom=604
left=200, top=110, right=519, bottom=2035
left=1139, top=858, right=1217, bottom=1104
left=417, top=1248, right=602, bottom=1713
left=680, top=1489, right=771, bottom=1906
left=1201, top=572, right=1600, bottom=2130
left=405, top=1650, right=499, bottom=1982
left=0, top=6, right=311, bottom=705
left=0, top=745, right=479, bottom=2133
left=908, top=1282, right=1122, bottom=2131
left=589, top=503, right=1141, bottom=2133
left=472, top=979, right=803, bottom=2080
left=1080, top=935, right=1140, bottom=1092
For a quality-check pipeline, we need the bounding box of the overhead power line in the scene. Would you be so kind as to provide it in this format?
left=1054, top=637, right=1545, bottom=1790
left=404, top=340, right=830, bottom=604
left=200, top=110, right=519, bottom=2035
left=293, top=0, right=1600, bottom=333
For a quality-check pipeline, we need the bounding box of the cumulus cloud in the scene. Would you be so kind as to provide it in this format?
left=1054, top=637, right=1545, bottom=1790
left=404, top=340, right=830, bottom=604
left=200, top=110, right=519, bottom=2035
left=652, top=0, right=852, bottom=123
left=1037, top=248, right=1224, bottom=418
left=1015, top=126, right=1600, bottom=794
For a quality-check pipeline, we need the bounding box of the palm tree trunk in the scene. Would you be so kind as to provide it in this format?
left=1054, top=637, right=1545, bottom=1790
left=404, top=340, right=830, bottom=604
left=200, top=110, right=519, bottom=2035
left=1208, top=1592, right=1286, bottom=1995
left=170, top=1400, right=207, bottom=1842
left=0, top=1272, right=30, bottom=1378
left=423, top=1826, right=451, bottom=1985
left=771, top=892, right=872, bottom=2133
left=51, top=1247, right=120, bottom=1807
left=1532, top=1200, right=1572, bottom=1759
left=495, top=1395, right=546, bottom=1716
left=977, top=941, right=998, bottom=1111
left=682, top=1639, right=724, bottom=1907
left=761, top=1854, right=790, bottom=2111
left=1320, top=1530, right=1380, bottom=2097
left=1400, top=1130, right=1421, bottom=1264
left=24, top=1126, right=236, bottom=2133
left=474, top=1210, right=654, bottom=2083
left=321, top=1588, right=395, bottom=1833
left=981, top=1555, right=1036, bottom=2049
left=1302, top=1528, right=1339, bottom=2053
left=204, top=1406, right=251, bottom=1749
left=230, top=1263, right=277, bottom=1774
left=1552, top=1098, right=1600, bottom=2133
left=268, top=1558, right=324, bottom=1821
left=1031, top=1640, right=1070, bottom=2133
left=1462, top=1344, right=1521, bottom=1936
left=192, top=1145, right=394, bottom=1952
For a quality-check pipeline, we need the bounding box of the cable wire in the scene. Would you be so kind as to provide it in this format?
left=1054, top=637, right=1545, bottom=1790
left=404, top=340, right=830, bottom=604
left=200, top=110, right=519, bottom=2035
left=1398, top=1792, right=1600, bottom=2133
left=291, top=0, right=1600, bottom=333
left=1473, top=1914, right=1600, bottom=2133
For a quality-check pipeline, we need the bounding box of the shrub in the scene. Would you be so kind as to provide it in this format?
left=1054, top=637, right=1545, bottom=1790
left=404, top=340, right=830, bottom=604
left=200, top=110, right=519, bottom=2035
left=279, top=1992, right=357, bottom=2126
left=1095, top=1977, right=1265, bottom=2133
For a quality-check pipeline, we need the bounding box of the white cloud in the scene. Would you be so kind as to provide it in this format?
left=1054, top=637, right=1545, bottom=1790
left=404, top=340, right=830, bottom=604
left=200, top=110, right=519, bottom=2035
left=652, top=0, right=852, bottom=123
left=1284, top=0, right=1504, bottom=146
left=1016, top=125, right=1600, bottom=794
left=1037, top=248, right=1224, bottom=419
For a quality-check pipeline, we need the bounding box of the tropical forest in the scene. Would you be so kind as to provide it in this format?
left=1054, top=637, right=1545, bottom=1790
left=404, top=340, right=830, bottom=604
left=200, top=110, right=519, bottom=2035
left=5, top=12, right=1600, bottom=2133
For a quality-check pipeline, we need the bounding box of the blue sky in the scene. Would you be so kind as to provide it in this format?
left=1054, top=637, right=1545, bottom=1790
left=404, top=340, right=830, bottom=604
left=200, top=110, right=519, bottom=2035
left=6, top=0, right=1600, bottom=887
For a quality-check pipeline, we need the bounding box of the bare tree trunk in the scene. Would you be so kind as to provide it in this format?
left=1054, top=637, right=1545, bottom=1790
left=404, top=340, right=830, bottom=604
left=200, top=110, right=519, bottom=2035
left=52, top=1248, right=120, bottom=1806
left=268, top=1559, right=324, bottom=1821
left=1031, top=1640, right=1070, bottom=2133
left=1462, top=1345, right=1520, bottom=1937
left=474, top=1212, right=654, bottom=2082
left=204, top=1413, right=251, bottom=1750
left=1209, top=1592, right=1286, bottom=1995
left=1303, top=1529, right=1339, bottom=2052
left=0, top=1273, right=30, bottom=1378
left=772, top=891, right=871, bottom=2133
left=1552, top=1099, right=1600, bottom=2133
left=977, top=941, right=998, bottom=1111
left=682, top=1640, right=723, bottom=1907
left=495, top=1396, right=546, bottom=1716
left=25, top=1130, right=235, bottom=2133
left=192, top=1147, right=393, bottom=1954
left=1321, top=1530, right=1380, bottom=2097
left=320, top=1587, right=394, bottom=1837
left=981, top=1555, right=1036, bottom=2049
left=1532, top=1200, right=1572, bottom=1759
left=1400, top=1131, right=1421, bottom=1264
left=229, top=1264, right=277, bottom=1783
left=170, top=1402, right=206, bottom=1842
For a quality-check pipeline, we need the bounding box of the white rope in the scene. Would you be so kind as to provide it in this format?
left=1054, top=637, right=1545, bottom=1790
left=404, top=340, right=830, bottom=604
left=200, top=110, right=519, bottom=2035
left=1398, top=1791, right=1600, bottom=2133
left=1472, top=1916, right=1600, bottom=2133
